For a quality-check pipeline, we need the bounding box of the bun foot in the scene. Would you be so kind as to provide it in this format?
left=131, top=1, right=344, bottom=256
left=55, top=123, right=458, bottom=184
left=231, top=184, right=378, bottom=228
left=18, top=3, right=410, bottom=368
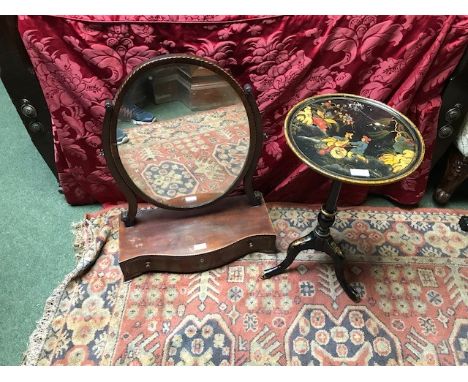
left=434, top=188, right=451, bottom=205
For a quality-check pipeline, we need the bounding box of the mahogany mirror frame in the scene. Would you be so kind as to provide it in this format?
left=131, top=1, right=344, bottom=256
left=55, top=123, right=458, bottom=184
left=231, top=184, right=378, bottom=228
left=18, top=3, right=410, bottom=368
left=102, top=54, right=264, bottom=226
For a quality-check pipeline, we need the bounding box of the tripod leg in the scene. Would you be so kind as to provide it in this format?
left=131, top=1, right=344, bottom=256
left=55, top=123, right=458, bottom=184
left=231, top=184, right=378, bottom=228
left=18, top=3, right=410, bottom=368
left=327, top=240, right=361, bottom=302
left=263, top=235, right=312, bottom=279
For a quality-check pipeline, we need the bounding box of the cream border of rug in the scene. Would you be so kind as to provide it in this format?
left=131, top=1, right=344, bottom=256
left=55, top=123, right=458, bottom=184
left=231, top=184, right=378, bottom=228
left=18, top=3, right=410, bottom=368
left=22, top=217, right=107, bottom=365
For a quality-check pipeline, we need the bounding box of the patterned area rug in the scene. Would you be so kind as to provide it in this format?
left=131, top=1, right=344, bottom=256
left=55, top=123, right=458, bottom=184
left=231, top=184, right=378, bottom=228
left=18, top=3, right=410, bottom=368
left=117, top=103, right=249, bottom=202
left=23, top=204, right=468, bottom=365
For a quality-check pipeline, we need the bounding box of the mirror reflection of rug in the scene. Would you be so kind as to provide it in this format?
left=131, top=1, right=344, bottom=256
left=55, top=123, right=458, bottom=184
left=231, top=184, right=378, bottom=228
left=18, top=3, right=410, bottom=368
left=23, top=205, right=468, bottom=365
left=117, top=103, right=249, bottom=202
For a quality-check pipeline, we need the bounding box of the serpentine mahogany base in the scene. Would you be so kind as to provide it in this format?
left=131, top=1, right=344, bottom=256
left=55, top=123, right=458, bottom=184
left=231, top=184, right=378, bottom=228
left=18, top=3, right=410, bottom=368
left=263, top=181, right=361, bottom=302
left=119, top=194, right=277, bottom=281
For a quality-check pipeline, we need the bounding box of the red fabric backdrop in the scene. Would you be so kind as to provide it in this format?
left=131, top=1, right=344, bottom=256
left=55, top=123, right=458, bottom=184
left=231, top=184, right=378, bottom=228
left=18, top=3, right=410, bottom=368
left=17, top=15, right=468, bottom=205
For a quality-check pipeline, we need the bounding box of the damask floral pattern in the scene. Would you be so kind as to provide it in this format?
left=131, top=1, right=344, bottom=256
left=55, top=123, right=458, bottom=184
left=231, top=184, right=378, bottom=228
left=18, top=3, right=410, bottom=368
left=17, top=15, right=468, bottom=205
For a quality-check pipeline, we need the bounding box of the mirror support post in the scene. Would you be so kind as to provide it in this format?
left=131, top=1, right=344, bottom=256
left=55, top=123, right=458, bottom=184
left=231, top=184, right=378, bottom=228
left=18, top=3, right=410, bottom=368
left=102, top=100, right=138, bottom=226
left=243, top=83, right=263, bottom=206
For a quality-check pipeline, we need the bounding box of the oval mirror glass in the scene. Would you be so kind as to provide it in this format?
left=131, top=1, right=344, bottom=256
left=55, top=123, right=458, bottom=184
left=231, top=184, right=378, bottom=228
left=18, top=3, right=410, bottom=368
left=115, top=62, right=250, bottom=208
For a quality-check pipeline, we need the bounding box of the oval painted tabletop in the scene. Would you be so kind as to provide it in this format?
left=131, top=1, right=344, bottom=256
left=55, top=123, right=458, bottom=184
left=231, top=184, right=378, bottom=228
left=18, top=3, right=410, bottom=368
left=285, top=93, right=425, bottom=186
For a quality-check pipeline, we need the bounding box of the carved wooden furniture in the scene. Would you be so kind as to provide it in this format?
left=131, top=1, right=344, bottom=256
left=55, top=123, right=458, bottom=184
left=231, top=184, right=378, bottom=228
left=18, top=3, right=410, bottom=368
left=263, top=94, right=425, bottom=302
left=102, top=54, right=277, bottom=281
left=0, top=15, right=57, bottom=179
left=151, top=65, right=238, bottom=111
left=431, top=47, right=468, bottom=165
left=434, top=144, right=468, bottom=205
left=432, top=47, right=468, bottom=205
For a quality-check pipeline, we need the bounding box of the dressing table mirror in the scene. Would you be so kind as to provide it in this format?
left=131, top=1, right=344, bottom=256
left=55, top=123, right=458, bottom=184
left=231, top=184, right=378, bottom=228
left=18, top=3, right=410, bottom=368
left=102, top=54, right=277, bottom=281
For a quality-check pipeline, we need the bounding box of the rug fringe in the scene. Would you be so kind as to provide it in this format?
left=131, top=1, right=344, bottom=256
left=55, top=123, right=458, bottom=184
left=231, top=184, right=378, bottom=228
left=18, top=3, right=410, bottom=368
left=21, top=217, right=104, bottom=365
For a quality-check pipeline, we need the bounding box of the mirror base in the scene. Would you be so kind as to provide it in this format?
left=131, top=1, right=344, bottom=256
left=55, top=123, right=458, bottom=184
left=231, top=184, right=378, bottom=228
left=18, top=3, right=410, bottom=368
left=118, top=194, right=277, bottom=281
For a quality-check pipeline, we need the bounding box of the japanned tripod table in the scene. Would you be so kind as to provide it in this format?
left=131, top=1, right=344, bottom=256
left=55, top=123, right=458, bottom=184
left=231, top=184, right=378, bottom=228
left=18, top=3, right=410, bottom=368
left=263, top=93, right=425, bottom=302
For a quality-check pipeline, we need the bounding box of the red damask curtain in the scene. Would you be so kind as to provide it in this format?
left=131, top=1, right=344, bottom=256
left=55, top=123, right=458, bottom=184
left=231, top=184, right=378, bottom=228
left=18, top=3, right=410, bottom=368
left=17, top=15, right=468, bottom=205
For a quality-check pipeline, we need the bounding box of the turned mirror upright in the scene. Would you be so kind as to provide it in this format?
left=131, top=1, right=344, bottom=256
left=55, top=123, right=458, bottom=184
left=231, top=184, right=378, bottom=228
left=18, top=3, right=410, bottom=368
left=103, top=54, right=277, bottom=281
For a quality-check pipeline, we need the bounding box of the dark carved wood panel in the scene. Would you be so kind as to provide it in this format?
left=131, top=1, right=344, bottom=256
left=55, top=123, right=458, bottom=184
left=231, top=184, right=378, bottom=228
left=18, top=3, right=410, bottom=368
left=0, top=16, right=57, bottom=179
left=432, top=46, right=468, bottom=166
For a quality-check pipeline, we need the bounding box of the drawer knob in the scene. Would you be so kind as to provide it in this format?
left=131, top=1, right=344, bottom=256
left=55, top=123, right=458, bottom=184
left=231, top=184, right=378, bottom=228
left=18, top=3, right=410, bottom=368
left=445, top=107, right=461, bottom=122
left=28, top=121, right=43, bottom=133
left=20, top=100, right=37, bottom=118
left=438, top=124, right=453, bottom=139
